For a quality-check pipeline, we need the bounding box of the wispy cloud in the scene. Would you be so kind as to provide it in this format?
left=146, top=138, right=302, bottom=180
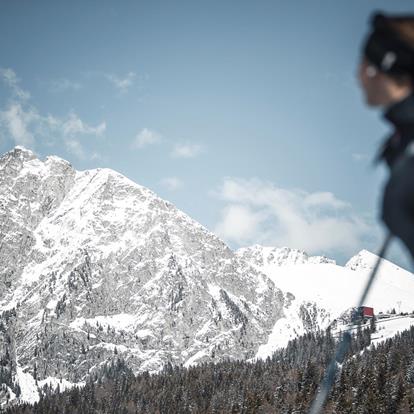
left=0, top=67, right=30, bottom=101
left=132, top=128, right=162, bottom=149
left=0, top=103, right=36, bottom=147
left=160, top=176, right=183, bottom=191
left=0, top=68, right=106, bottom=160
left=65, top=139, right=86, bottom=160
left=48, top=78, right=82, bottom=93
left=171, top=142, right=203, bottom=158
left=61, top=112, right=106, bottom=137
left=213, top=177, right=372, bottom=257
left=105, top=71, right=136, bottom=93
left=0, top=104, right=105, bottom=157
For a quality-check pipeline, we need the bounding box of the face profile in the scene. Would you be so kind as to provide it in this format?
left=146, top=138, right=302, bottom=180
left=358, top=58, right=413, bottom=108
left=357, top=57, right=390, bottom=107
left=358, top=12, right=414, bottom=109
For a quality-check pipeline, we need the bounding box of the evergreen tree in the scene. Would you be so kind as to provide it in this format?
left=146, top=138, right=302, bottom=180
left=370, top=316, right=377, bottom=333
left=5, top=326, right=414, bottom=414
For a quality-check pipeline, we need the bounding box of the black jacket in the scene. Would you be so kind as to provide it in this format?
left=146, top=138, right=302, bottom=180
left=379, top=93, right=414, bottom=260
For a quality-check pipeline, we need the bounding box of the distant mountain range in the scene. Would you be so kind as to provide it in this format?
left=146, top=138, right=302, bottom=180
left=1, top=146, right=413, bottom=407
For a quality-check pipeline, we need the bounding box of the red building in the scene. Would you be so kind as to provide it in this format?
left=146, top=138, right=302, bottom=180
left=358, top=306, right=374, bottom=318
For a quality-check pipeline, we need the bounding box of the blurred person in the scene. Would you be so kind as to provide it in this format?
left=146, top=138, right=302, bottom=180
left=358, top=12, right=414, bottom=260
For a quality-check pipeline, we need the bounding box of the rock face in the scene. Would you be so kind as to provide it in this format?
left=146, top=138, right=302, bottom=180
left=236, top=245, right=335, bottom=357
left=0, top=147, right=286, bottom=403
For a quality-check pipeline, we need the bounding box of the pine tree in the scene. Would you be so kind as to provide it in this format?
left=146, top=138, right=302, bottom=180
left=370, top=316, right=377, bottom=333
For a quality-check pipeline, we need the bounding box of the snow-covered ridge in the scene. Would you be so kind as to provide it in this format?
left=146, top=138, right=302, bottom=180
left=236, top=244, right=336, bottom=268
left=236, top=244, right=414, bottom=358
left=238, top=244, right=414, bottom=315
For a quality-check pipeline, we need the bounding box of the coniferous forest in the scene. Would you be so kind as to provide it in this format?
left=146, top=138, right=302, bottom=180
left=3, top=325, right=414, bottom=414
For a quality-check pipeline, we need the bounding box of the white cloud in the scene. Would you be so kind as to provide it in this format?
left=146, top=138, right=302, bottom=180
left=106, top=71, right=136, bottom=93
left=0, top=103, right=105, bottom=159
left=171, top=143, right=203, bottom=158
left=0, top=103, right=37, bottom=146
left=304, top=191, right=351, bottom=210
left=0, top=67, right=30, bottom=100
left=132, top=128, right=162, bottom=149
left=49, top=78, right=82, bottom=93
left=214, top=177, right=371, bottom=257
left=160, top=176, right=184, bottom=191
left=62, top=112, right=106, bottom=137
left=0, top=68, right=106, bottom=160
left=215, top=205, right=264, bottom=244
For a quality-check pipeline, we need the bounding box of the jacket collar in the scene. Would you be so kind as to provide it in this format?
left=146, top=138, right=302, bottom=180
left=383, top=93, right=414, bottom=138
left=376, top=93, right=414, bottom=167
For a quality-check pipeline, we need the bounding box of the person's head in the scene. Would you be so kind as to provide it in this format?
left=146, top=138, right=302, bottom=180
left=358, top=12, right=414, bottom=108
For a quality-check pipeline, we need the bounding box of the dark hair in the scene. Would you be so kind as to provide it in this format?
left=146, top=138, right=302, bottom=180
left=388, top=16, right=414, bottom=48
left=364, top=12, right=414, bottom=84
left=388, top=16, right=414, bottom=85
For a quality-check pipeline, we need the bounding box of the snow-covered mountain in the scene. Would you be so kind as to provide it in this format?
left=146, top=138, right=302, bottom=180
left=237, top=245, right=414, bottom=358
left=1, top=146, right=414, bottom=407
left=238, top=245, right=414, bottom=317
left=0, top=147, right=287, bottom=405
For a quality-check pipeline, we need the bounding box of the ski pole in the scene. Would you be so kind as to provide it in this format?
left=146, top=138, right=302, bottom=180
left=308, top=232, right=393, bottom=414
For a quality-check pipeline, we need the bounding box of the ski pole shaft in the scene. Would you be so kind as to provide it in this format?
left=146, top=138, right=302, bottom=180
left=308, top=232, right=393, bottom=414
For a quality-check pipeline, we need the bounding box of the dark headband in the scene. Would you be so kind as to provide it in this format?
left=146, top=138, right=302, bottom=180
left=363, top=12, right=414, bottom=76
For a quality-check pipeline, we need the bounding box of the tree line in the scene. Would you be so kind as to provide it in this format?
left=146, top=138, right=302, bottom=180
left=3, top=324, right=414, bottom=413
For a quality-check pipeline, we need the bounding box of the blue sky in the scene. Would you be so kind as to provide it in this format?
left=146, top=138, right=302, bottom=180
left=1, top=0, right=413, bottom=268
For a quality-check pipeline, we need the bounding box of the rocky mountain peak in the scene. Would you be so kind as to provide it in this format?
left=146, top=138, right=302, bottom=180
left=0, top=148, right=287, bottom=406
left=0, top=146, right=37, bottom=174
left=8, top=145, right=36, bottom=160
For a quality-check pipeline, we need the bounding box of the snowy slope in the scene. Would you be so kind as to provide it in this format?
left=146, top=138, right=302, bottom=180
left=237, top=245, right=414, bottom=358
left=371, top=316, right=414, bottom=346
left=239, top=246, right=414, bottom=316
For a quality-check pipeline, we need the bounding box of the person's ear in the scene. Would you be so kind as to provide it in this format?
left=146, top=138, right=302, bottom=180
left=366, top=65, right=378, bottom=78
